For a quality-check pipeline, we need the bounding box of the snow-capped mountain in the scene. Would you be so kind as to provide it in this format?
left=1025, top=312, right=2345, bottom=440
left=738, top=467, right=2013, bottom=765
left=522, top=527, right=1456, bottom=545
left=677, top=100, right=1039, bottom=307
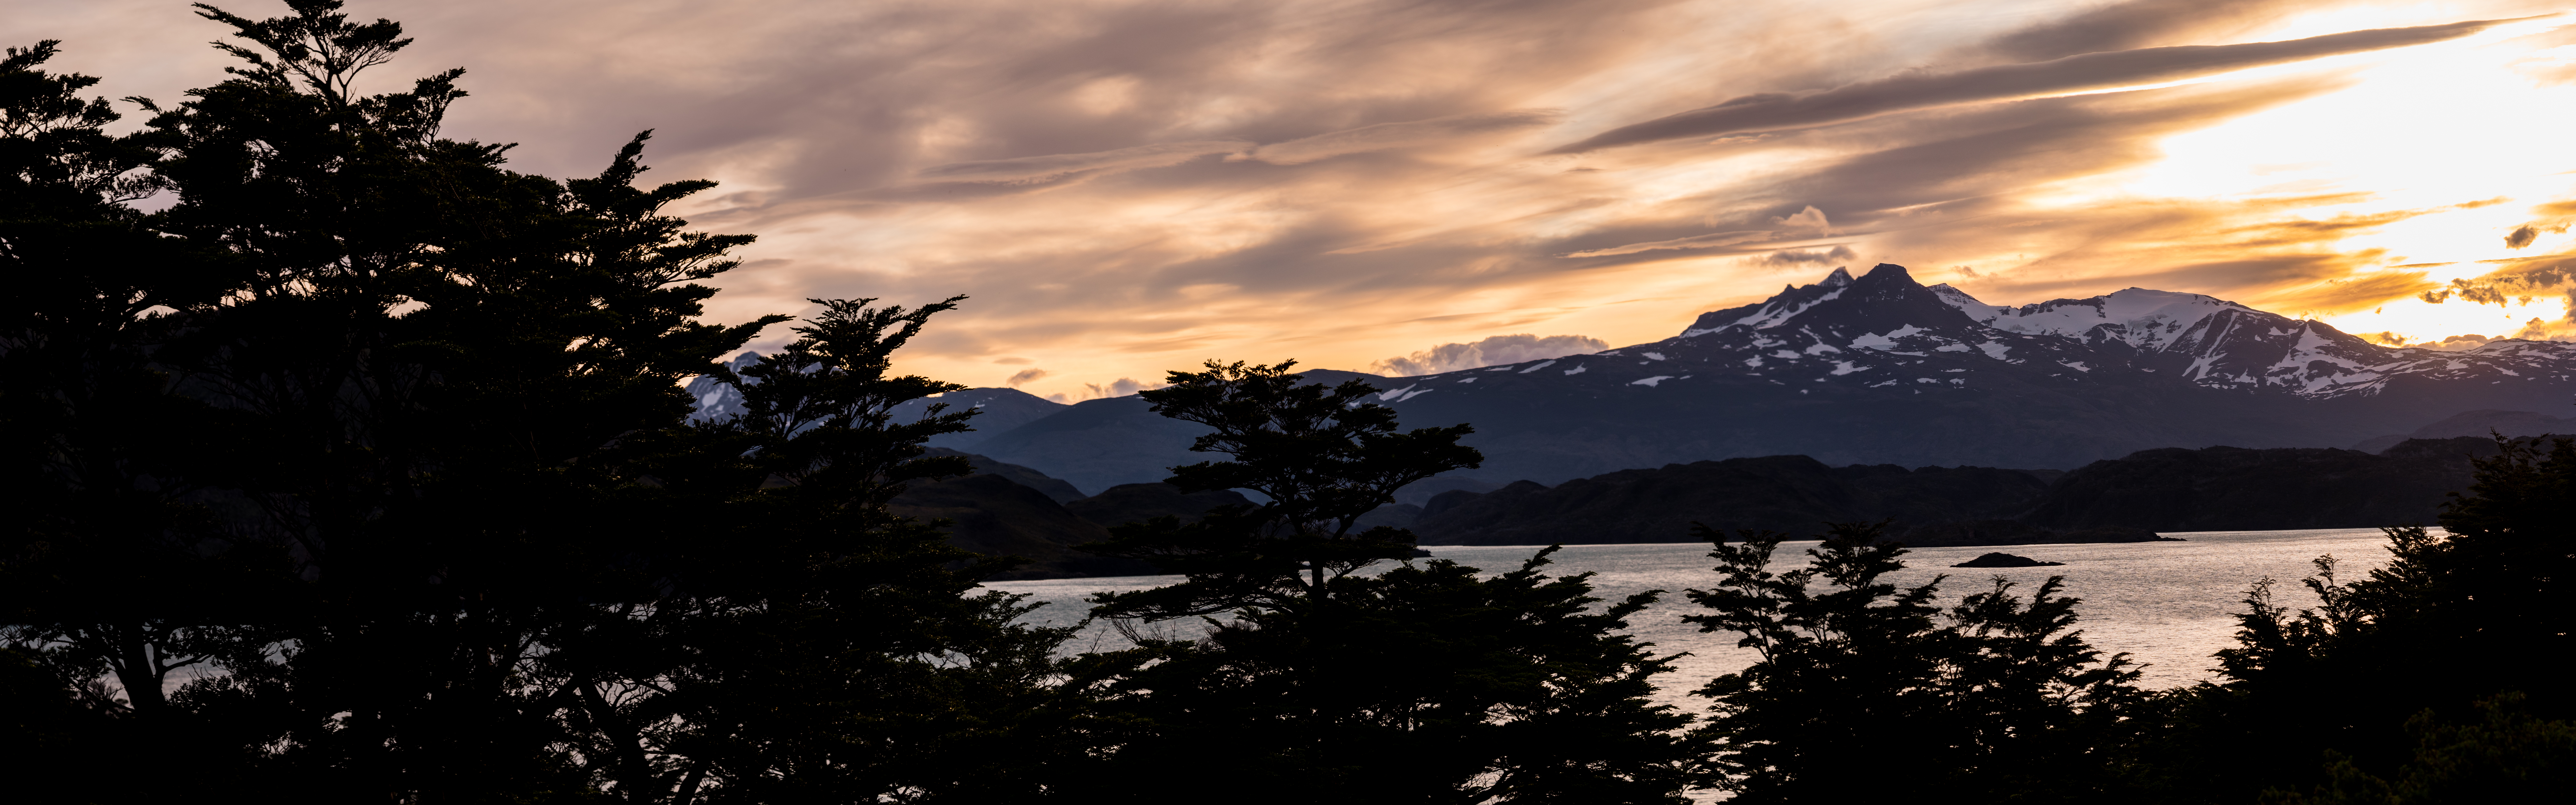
left=1328, top=263, right=2576, bottom=482
left=1367, top=263, right=2573, bottom=409
left=683, top=351, right=763, bottom=421
left=695, top=264, right=2576, bottom=487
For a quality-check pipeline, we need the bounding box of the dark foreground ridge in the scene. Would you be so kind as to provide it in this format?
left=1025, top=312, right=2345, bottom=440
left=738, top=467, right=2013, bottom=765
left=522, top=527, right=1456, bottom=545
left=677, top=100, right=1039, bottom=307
left=2028, top=436, right=2505, bottom=531
left=1388, top=435, right=2507, bottom=547
left=1407, top=456, right=2061, bottom=545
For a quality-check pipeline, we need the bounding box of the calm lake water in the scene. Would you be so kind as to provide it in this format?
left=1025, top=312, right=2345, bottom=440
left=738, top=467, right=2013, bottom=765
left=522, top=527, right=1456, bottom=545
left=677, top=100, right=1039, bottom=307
left=985, top=527, right=2407, bottom=703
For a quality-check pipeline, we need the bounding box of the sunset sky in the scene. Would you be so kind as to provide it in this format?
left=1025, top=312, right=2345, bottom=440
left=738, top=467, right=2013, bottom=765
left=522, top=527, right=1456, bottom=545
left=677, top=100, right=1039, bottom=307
left=23, top=0, right=2576, bottom=401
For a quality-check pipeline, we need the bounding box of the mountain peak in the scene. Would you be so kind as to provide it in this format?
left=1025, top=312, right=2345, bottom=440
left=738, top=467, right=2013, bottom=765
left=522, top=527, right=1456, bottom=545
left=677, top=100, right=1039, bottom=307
left=1629, top=264, right=2576, bottom=401
left=1679, top=264, right=1978, bottom=340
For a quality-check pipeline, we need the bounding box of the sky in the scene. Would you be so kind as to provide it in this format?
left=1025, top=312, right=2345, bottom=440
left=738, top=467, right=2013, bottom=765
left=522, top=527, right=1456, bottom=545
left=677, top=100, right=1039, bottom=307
left=21, top=0, right=2576, bottom=401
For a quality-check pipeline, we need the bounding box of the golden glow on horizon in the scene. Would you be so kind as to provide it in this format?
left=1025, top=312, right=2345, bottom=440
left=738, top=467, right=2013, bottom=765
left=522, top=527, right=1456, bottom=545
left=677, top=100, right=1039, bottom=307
left=2115, top=12, right=2576, bottom=344
left=1874, top=8, right=2576, bottom=350
left=53, top=0, right=2576, bottom=399
left=827, top=3, right=2576, bottom=396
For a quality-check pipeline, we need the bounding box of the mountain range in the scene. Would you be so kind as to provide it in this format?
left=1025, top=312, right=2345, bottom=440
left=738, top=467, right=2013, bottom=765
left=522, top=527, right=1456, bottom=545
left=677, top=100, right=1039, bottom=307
left=708, top=263, right=2572, bottom=492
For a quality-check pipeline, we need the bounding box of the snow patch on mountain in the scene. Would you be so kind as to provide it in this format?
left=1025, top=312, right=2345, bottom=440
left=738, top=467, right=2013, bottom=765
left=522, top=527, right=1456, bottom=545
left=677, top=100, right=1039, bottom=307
left=1849, top=325, right=1926, bottom=350
left=1928, top=283, right=2007, bottom=318
left=1974, top=288, right=2258, bottom=351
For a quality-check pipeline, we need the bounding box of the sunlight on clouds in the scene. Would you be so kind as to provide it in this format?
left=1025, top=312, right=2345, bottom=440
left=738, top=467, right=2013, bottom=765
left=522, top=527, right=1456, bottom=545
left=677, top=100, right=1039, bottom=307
left=1871, top=9, right=2576, bottom=344
left=2101, top=13, right=2576, bottom=340
left=657, top=2, right=2576, bottom=397
left=56, top=0, right=2576, bottom=400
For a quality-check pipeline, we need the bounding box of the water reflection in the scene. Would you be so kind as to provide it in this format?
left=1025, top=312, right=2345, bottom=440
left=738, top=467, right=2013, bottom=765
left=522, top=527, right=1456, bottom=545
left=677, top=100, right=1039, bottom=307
left=984, top=528, right=2409, bottom=704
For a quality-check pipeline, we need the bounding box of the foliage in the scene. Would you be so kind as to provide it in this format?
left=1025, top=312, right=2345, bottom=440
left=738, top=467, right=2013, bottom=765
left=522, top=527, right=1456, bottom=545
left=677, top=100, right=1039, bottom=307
left=1074, top=360, right=1701, bottom=800
left=1684, top=521, right=2142, bottom=802
left=2268, top=693, right=2575, bottom=805
left=2124, top=433, right=2576, bottom=801
left=1084, top=359, right=1481, bottom=618
left=1082, top=550, right=1701, bottom=803
left=2, top=3, right=1083, bottom=801
left=1, top=30, right=249, bottom=733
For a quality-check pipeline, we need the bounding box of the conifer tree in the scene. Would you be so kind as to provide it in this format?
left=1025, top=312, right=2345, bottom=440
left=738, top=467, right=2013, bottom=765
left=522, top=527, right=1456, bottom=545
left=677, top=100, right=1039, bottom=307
left=2160, top=433, right=2576, bottom=802
left=1075, top=360, right=1703, bottom=802
left=1684, top=521, right=2140, bottom=802
left=0, top=35, right=253, bottom=734
left=1085, top=359, right=1480, bottom=617
left=4, top=3, right=1092, bottom=800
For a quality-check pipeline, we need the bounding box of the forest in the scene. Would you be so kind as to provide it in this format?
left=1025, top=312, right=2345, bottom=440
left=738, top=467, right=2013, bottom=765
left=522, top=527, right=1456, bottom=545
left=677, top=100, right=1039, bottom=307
left=4, top=3, right=2570, bottom=802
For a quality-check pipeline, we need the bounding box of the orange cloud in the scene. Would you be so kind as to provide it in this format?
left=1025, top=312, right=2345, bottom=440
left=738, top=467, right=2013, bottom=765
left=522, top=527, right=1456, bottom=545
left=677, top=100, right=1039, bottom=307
left=33, top=0, right=2576, bottom=398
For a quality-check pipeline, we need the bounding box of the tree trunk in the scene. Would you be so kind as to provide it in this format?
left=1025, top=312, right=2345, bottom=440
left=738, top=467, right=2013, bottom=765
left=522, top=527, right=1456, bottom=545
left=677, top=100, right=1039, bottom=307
left=111, top=632, right=168, bottom=715
left=580, top=681, right=660, bottom=803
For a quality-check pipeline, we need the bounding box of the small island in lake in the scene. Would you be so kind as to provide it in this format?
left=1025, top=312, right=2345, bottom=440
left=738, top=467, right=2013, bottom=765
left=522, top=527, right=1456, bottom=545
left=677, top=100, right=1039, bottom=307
left=1953, top=552, right=2066, bottom=568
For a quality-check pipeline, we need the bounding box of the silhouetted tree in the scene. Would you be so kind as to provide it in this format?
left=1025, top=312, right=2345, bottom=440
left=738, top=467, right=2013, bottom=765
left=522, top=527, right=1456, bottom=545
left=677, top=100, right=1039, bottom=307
left=5, top=3, right=1091, bottom=800
left=1085, top=359, right=1481, bottom=617
left=0, top=36, right=251, bottom=727
left=2148, top=433, right=2576, bottom=802
left=1075, top=360, right=1702, bottom=802
left=2269, top=692, right=2574, bottom=805
left=1684, top=521, right=2140, bottom=802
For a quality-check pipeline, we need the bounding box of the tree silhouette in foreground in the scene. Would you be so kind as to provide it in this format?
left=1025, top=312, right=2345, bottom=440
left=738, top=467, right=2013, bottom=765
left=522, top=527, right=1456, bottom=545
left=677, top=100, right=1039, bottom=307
left=1074, top=360, right=1705, bottom=803
left=3, top=3, right=1086, bottom=801
left=1684, top=521, right=2142, bottom=802
left=1086, top=359, right=1480, bottom=616
left=2142, top=432, right=2576, bottom=802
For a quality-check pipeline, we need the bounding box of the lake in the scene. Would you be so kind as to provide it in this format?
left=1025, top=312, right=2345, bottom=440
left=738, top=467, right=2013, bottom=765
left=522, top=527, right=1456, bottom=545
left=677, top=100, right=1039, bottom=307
left=985, top=527, right=2408, bottom=704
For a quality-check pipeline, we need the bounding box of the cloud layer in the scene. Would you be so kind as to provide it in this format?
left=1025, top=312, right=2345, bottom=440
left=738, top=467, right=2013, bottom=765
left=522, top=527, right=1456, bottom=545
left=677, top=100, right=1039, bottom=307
left=28, top=0, right=2576, bottom=397
left=1372, top=334, right=1612, bottom=376
left=1548, top=17, right=2521, bottom=153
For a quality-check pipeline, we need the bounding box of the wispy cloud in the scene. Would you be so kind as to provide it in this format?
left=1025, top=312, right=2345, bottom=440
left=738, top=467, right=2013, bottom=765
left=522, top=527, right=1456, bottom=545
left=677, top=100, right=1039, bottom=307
left=36, top=0, right=2576, bottom=399
left=917, top=139, right=1251, bottom=183
left=1243, top=109, right=1562, bottom=164
left=1549, top=17, right=2523, bottom=153
left=1371, top=334, right=1609, bottom=376
left=1563, top=230, right=1776, bottom=258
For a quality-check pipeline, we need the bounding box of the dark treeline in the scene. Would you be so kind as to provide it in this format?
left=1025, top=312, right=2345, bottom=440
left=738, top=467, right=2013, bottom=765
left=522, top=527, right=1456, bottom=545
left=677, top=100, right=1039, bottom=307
left=4, top=4, right=2571, bottom=803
